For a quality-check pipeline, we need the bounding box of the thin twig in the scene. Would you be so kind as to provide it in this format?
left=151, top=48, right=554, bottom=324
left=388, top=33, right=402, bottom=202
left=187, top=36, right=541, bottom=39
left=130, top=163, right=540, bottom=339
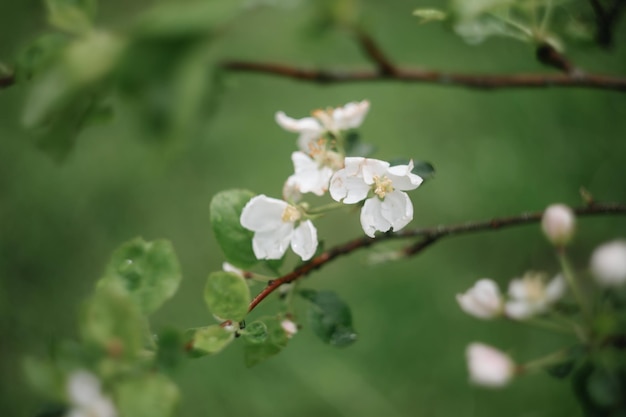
left=221, top=61, right=626, bottom=92
left=247, top=202, right=626, bottom=314
left=353, top=28, right=397, bottom=76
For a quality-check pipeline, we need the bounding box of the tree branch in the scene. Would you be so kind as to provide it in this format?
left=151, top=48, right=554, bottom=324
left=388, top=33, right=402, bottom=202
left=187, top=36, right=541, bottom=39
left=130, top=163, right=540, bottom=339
left=221, top=60, right=626, bottom=92
left=247, top=202, right=626, bottom=314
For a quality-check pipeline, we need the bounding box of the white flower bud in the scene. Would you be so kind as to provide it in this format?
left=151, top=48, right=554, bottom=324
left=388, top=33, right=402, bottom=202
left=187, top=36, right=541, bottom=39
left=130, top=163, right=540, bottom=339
left=590, top=240, right=626, bottom=287
left=456, top=279, right=503, bottom=319
left=466, top=343, right=515, bottom=388
left=281, top=319, right=298, bottom=338
left=541, top=204, right=575, bottom=247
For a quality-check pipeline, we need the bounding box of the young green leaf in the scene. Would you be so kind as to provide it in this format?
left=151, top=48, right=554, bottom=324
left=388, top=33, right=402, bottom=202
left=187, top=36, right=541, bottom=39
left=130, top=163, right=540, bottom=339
left=155, top=329, right=186, bottom=372
left=115, top=374, right=179, bottom=417
left=23, top=357, right=65, bottom=401
left=244, top=316, right=289, bottom=367
left=187, top=325, right=235, bottom=357
left=204, top=271, right=250, bottom=322
left=412, top=8, right=447, bottom=24
left=299, top=289, right=358, bottom=347
left=98, top=238, right=182, bottom=315
left=45, top=0, right=97, bottom=35
left=242, top=320, right=268, bottom=344
left=79, top=287, right=144, bottom=359
left=210, top=189, right=258, bottom=269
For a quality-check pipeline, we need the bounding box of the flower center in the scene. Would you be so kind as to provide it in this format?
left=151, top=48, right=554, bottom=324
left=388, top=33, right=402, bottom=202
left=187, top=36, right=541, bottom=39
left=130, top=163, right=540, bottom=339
left=312, top=108, right=336, bottom=133
left=281, top=205, right=301, bottom=223
left=373, top=175, right=394, bottom=198
left=521, top=276, right=546, bottom=302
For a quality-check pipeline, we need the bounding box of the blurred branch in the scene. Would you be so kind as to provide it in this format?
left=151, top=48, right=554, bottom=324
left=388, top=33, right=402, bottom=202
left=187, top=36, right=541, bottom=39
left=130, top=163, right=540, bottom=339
left=222, top=60, right=626, bottom=92
left=588, top=0, right=626, bottom=47
left=247, top=202, right=626, bottom=313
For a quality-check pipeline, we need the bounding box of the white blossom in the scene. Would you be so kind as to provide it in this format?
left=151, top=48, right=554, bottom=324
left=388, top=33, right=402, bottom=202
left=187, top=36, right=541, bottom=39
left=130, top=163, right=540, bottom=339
left=541, top=204, right=575, bottom=246
left=590, top=240, right=626, bottom=287
left=466, top=343, right=515, bottom=388
left=275, top=100, right=370, bottom=152
left=329, top=157, right=423, bottom=237
left=456, top=279, right=503, bottom=319
left=240, top=195, right=318, bottom=261
left=285, top=149, right=343, bottom=196
left=222, top=262, right=244, bottom=277
left=504, top=273, right=566, bottom=319
left=281, top=319, right=298, bottom=338
left=66, top=370, right=117, bottom=417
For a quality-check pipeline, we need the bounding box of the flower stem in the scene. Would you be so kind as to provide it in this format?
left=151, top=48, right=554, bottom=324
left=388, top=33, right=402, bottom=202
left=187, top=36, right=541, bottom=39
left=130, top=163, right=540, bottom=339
left=305, top=202, right=346, bottom=215
left=557, top=249, right=592, bottom=320
left=519, top=348, right=569, bottom=373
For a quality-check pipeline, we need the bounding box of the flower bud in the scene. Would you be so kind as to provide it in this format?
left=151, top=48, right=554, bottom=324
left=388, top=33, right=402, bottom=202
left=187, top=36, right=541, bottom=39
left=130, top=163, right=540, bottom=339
left=281, top=319, right=298, bottom=338
left=541, top=204, right=575, bottom=247
left=590, top=240, right=626, bottom=287
left=466, top=343, right=515, bottom=388
left=456, top=279, right=503, bottom=319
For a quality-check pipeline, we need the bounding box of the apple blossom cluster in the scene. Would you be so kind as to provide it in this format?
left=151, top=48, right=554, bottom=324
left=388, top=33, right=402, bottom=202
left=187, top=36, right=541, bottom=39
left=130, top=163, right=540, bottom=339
left=459, top=203, right=626, bottom=388
left=240, top=100, right=425, bottom=261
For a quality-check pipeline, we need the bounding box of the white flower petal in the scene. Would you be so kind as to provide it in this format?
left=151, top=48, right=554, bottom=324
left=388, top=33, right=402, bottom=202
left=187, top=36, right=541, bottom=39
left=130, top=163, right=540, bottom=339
left=333, top=100, right=370, bottom=130
left=291, top=220, right=318, bottom=261
left=68, top=371, right=102, bottom=407
left=456, top=279, right=503, bottom=319
left=507, top=278, right=527, bottom=300
left=545, top=274, right=566, bottom=303
left=291, top=151, right=333, bottom=196
left=386, top=161, right=423, bottom=191
left=251, top=223, right=293, bottom=259
left=240, top=195, right=287, bottom=232
left=281, top=319, right=298, bottom=338
left=466, top=343, right=514, bottom=388
left=360, top=198, right=392, bottom=238
left=360, top=158, right=390, bottom=185
left=379, top=190, right=413, bottom=232
left=222, top=262, right=244, bottom=277
left=504, top=300, right=534, bottom=319
left=275, top=111, right=322, bottom=134
left=329, top=168, right=371, bottom=204
left=282, top=176, right=302, bottom=203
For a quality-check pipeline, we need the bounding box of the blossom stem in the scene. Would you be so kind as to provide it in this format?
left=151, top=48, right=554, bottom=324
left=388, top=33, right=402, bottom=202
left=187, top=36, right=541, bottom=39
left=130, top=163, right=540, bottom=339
left=305, top=202, right=347, bottom=215
left=518, top=317, right=577, bottom=336
left=518, top=348, right=570, bottom=373
left=557, top=250, right=592, bottom=320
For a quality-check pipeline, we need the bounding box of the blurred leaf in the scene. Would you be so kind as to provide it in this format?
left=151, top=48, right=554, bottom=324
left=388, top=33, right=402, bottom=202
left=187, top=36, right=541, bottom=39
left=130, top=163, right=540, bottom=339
left=412, top=8, right=447, bottom=24
left=15, top=34, right=69, bottom=81
left=587, top=367, right=622, bottom=408
left=155, top=329, right=186, bottom=372
left=210, top=189, right=258, bottom=269
left=244, top=316, right=288, bottom=367
left=187, top=325, right=235, bottom=357
left=243, top=320, right=268, bottom=344
left=134, top=0, right=248, bottom=39
left=80, top=287, right=144, bottom=359
left=45, top=0, right=97, bottom=35
left=23, top=357, right=65, bottom=401
left=98, top=238, right=182, bottom=315
left=299, top=289, right=358, bottom=347
left=204, top=271, right=250, bottom=322
left=115, top=374, right=179, bottom=417
left=63, top=31, right=124, bottom=85
left=345, top=131, right=376, bottom=158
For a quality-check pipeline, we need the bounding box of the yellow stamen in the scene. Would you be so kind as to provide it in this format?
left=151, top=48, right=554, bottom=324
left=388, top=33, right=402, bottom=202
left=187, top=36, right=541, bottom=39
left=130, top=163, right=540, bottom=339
left=373, top=175, right=394, bottom=198
left=282, top=205, right=301, bottom=222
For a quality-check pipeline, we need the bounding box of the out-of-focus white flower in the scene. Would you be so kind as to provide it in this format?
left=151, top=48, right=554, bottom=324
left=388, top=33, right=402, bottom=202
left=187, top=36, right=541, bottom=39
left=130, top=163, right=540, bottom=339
left=466, top=343, right=515, bottom=388
left=504, top=273, right=566, bottom=319
left=286, top=148, right=343, bottom=196
left=456, top=279, right=503, bottom=319
left=240, top=195, right=318, bottom=261
left=329, top=157, right=423, bottom=237
left=590, top=240, right=626, bottom=287
left=66, top=370, right=117, bottom=417
left=281, top=319, right=298, bottom=338
left=541, top=204, right=575, bottom=247
left=275, top=100, right=370, bottom=152
left=222, top=262, right=244, bottom=277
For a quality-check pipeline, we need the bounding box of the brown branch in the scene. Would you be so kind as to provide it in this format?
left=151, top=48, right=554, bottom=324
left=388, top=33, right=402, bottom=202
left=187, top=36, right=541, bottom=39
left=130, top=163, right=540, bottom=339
left=353, top=28, right=397, bottom=76
left=221, top=61, right=626, bottom=92
left=247, top=202, right=626, bottom=314
left=0, top=73, right=15, bottom=89
left=588, top=0, right=626, bottom=47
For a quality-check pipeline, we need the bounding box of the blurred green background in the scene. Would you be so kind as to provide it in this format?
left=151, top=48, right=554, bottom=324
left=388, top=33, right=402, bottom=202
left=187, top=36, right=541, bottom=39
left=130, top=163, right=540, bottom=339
left=2, top=0, right=626, bottom=416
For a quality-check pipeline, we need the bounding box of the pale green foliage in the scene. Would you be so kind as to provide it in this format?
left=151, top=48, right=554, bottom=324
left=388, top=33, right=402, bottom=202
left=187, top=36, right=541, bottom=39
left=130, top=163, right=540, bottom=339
left=204, top=271, right=251, bottom=322
left=412, top=8, right=447, bottom=24
left=188, top=325, right=235, bottom=357
left=244, top=316, right=289, bottom=367
left=115, top=374, right=180, bottom=417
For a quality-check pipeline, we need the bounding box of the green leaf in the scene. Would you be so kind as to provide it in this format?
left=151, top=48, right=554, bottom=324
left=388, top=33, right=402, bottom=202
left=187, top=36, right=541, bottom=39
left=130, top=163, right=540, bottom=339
left=115, top=374, right=179, bottom=417
left=45, top=0, right=97, bottom=35
left=98, top=238, right=182, bottom=315
left=204, top=271, right=250, bottom=322
left=345, top=131, right=377, bottom=158
left=412, top=8, right=447, bottom=24
left=79, top=287, right=144, bottom=359
left=244, top=316, right=289, bottom=367
left=210, top=189, right=258, bottom=269
left=587, top=367, right=622, bottom=408
left=23, top=357, right=65, bottom=401
left=242, top=321, right=268, bottom=344
left=299, top=289, right=358, bottom=347
left=187, top=325, right=235, bottom=357
left=155, top=329, right=186, bottom=372
left=15, top=34, right=69, bottom=81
